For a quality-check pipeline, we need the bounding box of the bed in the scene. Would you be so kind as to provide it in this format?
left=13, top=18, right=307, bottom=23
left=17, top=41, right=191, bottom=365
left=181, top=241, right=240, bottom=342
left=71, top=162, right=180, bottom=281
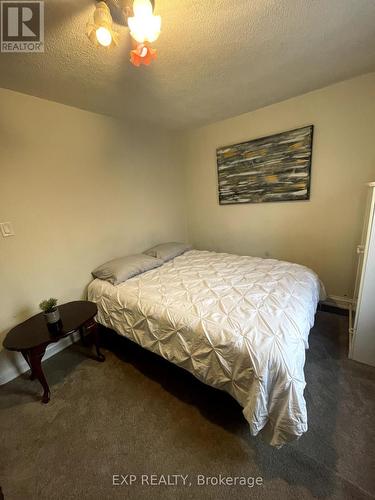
left=88, top=249, right=324, bottom=447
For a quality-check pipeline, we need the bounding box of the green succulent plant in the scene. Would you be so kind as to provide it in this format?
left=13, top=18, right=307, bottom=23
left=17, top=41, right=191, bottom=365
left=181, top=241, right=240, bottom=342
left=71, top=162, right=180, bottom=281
left=39, top=298, right=58, bottom=313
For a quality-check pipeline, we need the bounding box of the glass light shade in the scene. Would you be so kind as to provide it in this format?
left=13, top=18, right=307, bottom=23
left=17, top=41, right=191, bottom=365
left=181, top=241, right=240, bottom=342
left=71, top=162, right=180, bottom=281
left=130, top=43, right=157, bottom=67
left=133, top=0, right=153, bottom=18
left=86, top=2, right=119, bottom=48
left=96, top=26, right=112, bottom=47
left=128, top=14, right=161, bottom=43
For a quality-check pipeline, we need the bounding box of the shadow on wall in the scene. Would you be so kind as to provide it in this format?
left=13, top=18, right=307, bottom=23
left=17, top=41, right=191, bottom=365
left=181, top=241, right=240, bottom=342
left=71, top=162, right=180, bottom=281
left=0, top=345, right=87, bottom=410
left=0, top=304, right=38, bottom=380
left=0, top=333, right=98, bottom=409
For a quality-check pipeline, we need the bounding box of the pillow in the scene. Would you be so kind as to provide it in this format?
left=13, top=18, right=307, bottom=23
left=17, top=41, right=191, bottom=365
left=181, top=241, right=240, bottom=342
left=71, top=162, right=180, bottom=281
left=92, top=254, right=163, bottom=285
left=143, top=242, right=192, bottom=262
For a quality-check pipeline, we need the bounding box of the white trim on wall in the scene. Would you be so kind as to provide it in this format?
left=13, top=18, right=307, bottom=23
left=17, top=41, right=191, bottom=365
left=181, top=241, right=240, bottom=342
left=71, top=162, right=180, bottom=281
left=322, top=295, right=353, bottom=310
left=0, top=295, right=351, bottom=386
left=0, top=331, right=80, bottom=386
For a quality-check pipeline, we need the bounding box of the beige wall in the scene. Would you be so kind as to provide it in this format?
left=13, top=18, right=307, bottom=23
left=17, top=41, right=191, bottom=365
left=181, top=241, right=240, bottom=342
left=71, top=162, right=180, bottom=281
left=0, top=88, right=186, bottom=352
left=182, top=73, right=375, bottom=299
left=1, top=73, right=374, bottom=376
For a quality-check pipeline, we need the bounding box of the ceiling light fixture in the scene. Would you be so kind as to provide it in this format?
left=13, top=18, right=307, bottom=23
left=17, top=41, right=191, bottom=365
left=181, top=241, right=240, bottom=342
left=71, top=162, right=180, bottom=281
left=86, top=2, right=119, bottom=48
left=86, top=0, right=160, bottom=67
left=130, top=43, right=157, bottom=67
left=128, top=0, right=161, bottom=44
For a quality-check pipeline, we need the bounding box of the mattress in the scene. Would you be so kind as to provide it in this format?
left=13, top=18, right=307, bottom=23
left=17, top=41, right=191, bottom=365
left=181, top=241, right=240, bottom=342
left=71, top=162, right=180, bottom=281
left=88, top=250, right=323, bottom=447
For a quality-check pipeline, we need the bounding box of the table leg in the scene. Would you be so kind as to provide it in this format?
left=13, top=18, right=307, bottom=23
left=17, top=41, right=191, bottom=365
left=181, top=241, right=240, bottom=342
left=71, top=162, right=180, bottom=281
left=28, top=345, right=50, bottom=404
left=21, top=350, right=36, bottom=380
left=79, top=326, right=88, bottom=346
left=90, top=321, right=105, bottom=362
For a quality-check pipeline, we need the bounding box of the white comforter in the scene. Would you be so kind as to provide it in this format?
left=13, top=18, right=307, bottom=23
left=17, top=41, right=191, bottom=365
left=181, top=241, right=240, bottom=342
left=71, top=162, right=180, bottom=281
left=88, top=250, right=323, bottom=446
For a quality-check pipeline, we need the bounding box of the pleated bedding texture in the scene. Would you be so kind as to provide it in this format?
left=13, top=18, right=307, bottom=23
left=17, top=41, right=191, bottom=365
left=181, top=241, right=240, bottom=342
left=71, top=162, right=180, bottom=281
left=88, top=250, right=323, bottom=446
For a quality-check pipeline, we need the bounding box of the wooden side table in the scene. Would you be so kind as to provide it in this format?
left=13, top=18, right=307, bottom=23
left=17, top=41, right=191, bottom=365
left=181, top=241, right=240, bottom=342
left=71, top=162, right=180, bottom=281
left=3, top=301, right=105, bottom=403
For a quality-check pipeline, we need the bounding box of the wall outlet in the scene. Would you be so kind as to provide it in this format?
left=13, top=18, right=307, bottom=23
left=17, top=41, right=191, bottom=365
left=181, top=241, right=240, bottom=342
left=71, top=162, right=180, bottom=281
left=0, top=222, right=15, bottom=237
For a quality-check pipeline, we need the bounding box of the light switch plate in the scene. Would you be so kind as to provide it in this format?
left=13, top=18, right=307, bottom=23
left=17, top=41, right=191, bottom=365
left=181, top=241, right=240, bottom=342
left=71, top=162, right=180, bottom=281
left=0, top=222, right=15, bottom=237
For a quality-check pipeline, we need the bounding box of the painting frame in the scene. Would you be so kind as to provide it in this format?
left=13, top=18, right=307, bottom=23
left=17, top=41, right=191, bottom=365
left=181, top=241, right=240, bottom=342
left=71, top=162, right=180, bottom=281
left=216, top=125, right=314, bottom=205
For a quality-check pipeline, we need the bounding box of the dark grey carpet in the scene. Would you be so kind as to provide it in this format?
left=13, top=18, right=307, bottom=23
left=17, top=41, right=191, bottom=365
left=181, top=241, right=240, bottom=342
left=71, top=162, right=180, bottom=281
left=1, top=311, right=375, bottom=500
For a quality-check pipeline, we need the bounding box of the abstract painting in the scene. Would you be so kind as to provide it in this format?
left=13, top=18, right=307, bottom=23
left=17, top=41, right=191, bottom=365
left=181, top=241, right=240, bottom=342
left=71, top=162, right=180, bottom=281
left=216, top=125, right=314, bottom=204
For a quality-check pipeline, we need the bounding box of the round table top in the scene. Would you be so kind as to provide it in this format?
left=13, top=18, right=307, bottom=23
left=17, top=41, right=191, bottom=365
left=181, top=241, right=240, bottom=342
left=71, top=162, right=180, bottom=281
left=3, top=301, right=97, bottom=351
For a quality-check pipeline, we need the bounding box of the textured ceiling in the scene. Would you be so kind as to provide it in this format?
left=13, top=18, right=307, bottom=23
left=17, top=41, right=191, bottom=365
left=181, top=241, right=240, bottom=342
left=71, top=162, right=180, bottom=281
left=0, top=0, right=375, bottom=130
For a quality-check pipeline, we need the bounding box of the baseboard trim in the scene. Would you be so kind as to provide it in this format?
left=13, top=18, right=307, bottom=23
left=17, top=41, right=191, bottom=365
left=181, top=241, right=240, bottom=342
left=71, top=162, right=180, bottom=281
left=319, top=303, right=349, bottom=316
left=0, top=294, right=352, bottom=385
left=0, top=331, right=80, bottom=386
left=321, top=295, right=353, bottom=311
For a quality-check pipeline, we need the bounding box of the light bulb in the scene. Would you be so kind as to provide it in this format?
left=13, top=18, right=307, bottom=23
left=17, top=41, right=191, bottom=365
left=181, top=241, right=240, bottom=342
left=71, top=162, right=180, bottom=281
left=96, top=26, right=112, bottom=47
left=143, top=15, right=161, bottom=43
left=87, top=2, right=119, bottom=49
left=128, top=14, right=161, bottom=43
left=133, top=0, right=153, bottom=18
left=139, top=45, right=148, bottom=57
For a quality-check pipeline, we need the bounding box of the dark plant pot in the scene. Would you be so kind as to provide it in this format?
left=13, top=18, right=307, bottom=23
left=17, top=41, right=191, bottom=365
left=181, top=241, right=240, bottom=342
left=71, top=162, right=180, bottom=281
left=44, top=307, right=60, bottom=324
left=47, top=319, right=63, bottom=335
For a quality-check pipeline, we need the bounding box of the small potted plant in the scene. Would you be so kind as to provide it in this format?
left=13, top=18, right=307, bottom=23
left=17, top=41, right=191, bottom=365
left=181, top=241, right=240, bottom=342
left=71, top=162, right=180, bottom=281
left=39, top=298, right=60, bottom=324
